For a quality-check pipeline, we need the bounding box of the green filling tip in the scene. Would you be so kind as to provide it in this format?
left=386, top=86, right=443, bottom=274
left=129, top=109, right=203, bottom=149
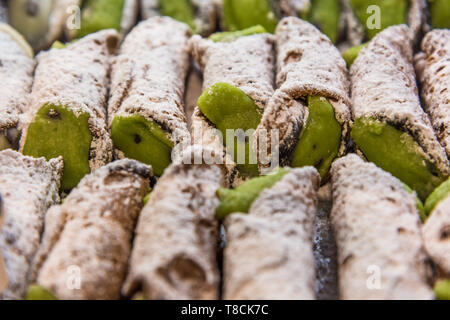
left=209, top=25, right=267, bottom=42
left=291, top=96, right=341, bottom=180
left=26, top=285, right=58, bottom=300
left=76, top=0, right=125, bottom=38
left=223, top=0, right=278, bottom=34
left=22, top=104, right=92, bottom=191
left=111, top=115, right=174, bottom=177
left=307, top=0, right=341, bottom=44
left=143, top=192, right=152, bottom=205
left=402, top=183, right=426, bottom=222
left=215, top=167, right=290, bottom=219
left=351, top=117, right=447, bottom=201
left=342, top=43, right=366, bottom=68
left=429, top=0, right=450, bottom=29
left=159, top=0, right=197, bottom=32
left=349, top=0, right=408, bottom=40
left=424, top=178, right=450, bottom=218
left=434, top=279, right=450, bottom=300
left=197, top=82, right=262, bottom=177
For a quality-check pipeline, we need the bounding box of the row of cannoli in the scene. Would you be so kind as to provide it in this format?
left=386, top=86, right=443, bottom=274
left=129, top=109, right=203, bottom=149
left=1, top=146, right=447, bottom=300
left=1, top=14, right=448, bottom=203
left=0, top=17, right=192, bottom=191
left=3, top=1, right=449, bottom=52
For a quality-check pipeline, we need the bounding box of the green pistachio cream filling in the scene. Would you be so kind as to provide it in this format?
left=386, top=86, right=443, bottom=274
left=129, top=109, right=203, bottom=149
left=158, top=0, right=197, bottom=32
left=424, top=178, right=450, bottom=217
left=216, top=167, right=290, bottom=219
left=434, top=279, right=450, bottom=300
left=351, top=117, right=447, bottom=201
left=349, top=0, right=408, bottom=40
left=26, top=285, right=58, bottom=300
left=223, top=0, right=278, bottom=33
left=429, top=0, right=450, bottom=29
left=342, top=43, right=366, bottom=68
left=209, top=25, right=267, bottom=42
left=291, top=96, right=342, bottom=179
left=111, top=115, right=174, bottom=177
left=307, top=0, right=341, bottom=43
left=197, top=82, right=262, bottom=177
left=22, top=104, right=92, bottom=191
left=76, top=0, right=125, bottom=38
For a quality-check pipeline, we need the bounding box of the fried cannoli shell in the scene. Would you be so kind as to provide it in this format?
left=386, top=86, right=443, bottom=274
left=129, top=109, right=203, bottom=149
left=256, top=18, right=351, bottom=171
left=0, top=24, right=35, bottom=150
left=140, top=0, right=217, bottom=36
left=223, top=167, right=319, bottom=300
left=191, top=107, right=238, bottom=185
left=423, top=195, right=450, bottom=277
left=20, top=30, right=120, bottom=171
left=0, top=150, right=63, bottom=300
left=190, top=33, right=275, bottom=111
left=331, top=154, right=433, bottom=300
left=350, top=25, right=449, bottom=176
left=30, top=160, right=152, bottom=300
left=415, top=30, right=450, bottom=158
left=108, top=17, right=191, bottom=163
left=123, top=146, right=224, bottom=300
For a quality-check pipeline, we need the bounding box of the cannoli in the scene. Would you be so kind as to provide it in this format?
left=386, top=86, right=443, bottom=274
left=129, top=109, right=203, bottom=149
left=20, top=30, right=120, bottom=191
left=190, top=28, right=275, bottom=181
left=415, top=29, right=450, bottom=158
left=27, top=159, right=152, bottom=300
left=69, top=0, right=139, bottom=39
left=222, top=167, right=319, bottom=300
left=0, top=149, right=63, bottom=300
left=108, top=17, right=191, bottom=176
left=221, top=0, right=311, bottom=34
left=422, top=178, right=450, bottom=300
left=122, top=146, right=224, bottom=300
left=256, top=17, right=351, bottom=180
left=350, top=25, right=449, bottom=201
left=8, top=0, right=79, bottom=51
left=140, top=0, right=217, bottom=36
left=331, top=154, right=433, bottom=300
left=0, top=23, right=34, bottom=151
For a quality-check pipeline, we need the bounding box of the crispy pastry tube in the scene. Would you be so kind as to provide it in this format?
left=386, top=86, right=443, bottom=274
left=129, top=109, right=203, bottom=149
left=256, top=17, right=351, bottom=179
left=8, top=0, right=79, bottom=51
left=223, top=167, right=319, bottom=300
left=108, top=17, right=191, bottom=176
left=20, top=30, right=120, bottom=191
left=350, top=25, right=449, bottom=201
left=0, top=150, right=63, bottom=300
left=415, top=29, right=450, bottom=158
left=28, top=159, right=152, bottom=300
left=342, top=0, right=426, bottom=45
left=0, top=24, right=34, bottom=151
left=331, top=154, right=433, bottom=300
left=123, top=146, right=224, bottom=300
left=67, top=0, right=139, bottom=40
left=190, top=32, right=275, bottom=182
left=140, top=0, right=216, bottom=36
